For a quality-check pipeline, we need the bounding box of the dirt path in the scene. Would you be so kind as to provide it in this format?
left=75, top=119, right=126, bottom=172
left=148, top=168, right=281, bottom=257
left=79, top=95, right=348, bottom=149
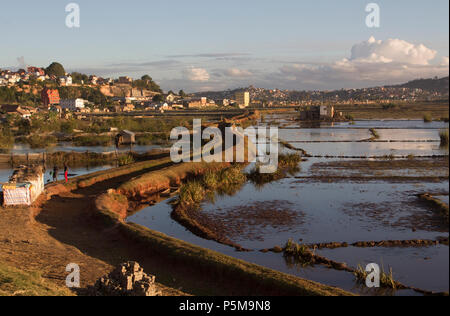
left=0, top=164, right=186, bottom=296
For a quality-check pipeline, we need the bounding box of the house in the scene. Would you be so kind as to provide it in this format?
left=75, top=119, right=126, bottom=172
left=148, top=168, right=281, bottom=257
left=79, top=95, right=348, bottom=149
left=115, top=130, right=135, bottom=146
left=41, top=87, right=60, bottom=106
left=299, top=106, right=321, bottom=121
left=320, top=105, right=335, bottom=118
left=59, top=76, right=73, bottom=86
left=118, top=76, right=133, bottom=84
left=27, top=67, right=45, bottom=76
left=299, top=105, right=335, bottom=121
left=60, top=98, right=85, bottom=111
left=1, top=105, right=32, bottom=119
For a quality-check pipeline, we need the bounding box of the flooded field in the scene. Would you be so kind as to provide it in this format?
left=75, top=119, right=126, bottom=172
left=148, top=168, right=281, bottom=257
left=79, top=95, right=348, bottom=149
left=106, top=115, right=450, bottom=295
left=8, top=143, right=166, bottom=154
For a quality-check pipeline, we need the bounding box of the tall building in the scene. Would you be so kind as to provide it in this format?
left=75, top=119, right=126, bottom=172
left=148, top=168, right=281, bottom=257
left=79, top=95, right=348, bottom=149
left=60, top=98, right=85, bottom=111
left=235, top=91, right=250, bottom=108
left=41, top=87, right=60, bottom=107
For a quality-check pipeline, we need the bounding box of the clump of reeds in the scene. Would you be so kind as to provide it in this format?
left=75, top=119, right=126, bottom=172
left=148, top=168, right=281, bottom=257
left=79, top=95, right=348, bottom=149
left=248, top=153, right=301, bottom=186
left=345, top=114, right=355, bottom=121
left=178, top=181, right=206, bottom=206
left=354, top=264, right=397, bottom=289
left=423, top=114, right=433, bottom=123
left=439, top=129, right=449, bottom=147
left=202, top=171, right=220, bottom=190
left=369, top=128, right=380, bottom=140
left=217, top=165, right=247, bottom=195
left=283, top=239, right=315, bottom=266
left=118, top=154, right=135, bottom=166
left=178, top=165, right=247, bottom=207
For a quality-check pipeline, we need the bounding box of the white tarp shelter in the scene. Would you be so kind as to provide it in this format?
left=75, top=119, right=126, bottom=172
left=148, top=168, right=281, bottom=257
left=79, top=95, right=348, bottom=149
left=2, top=166, right=45, bottom=206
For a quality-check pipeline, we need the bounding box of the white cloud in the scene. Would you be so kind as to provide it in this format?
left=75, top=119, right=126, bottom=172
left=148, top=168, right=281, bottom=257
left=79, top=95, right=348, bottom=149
left=275, top=37, right=448, bottom=90
left=223, top=68, right=253, bottom=77
left=182, top=67, right=210, bottom=82
left=350, top=36, right=437, bottom=65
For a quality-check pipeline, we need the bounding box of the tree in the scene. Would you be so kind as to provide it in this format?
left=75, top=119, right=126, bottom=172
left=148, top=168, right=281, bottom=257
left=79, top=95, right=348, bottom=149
left=45, top=62, right=66, bottom=77
left=153, top=94, right=164, bottom=103
left=132, top=74, right=162, bottom=93
left=178, top=90, right=186, bottom=98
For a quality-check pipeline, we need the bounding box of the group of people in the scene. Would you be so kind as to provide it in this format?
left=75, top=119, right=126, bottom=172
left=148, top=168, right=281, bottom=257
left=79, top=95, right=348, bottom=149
left=52, top=165, right=69, bottom=183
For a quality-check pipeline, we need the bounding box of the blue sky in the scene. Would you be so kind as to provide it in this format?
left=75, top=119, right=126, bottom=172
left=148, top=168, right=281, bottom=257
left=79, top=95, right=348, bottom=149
left=1, top=0, right=448, bottom=92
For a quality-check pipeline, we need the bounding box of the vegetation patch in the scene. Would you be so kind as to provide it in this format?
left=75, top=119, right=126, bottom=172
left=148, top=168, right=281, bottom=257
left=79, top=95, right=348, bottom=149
left=423, top=113, right=433, bottom=123
left=118, top=154, right=135, bottom=167
left=248, top=153, right=302, bottom=186
left=440, top=129, right=449, bottom=147
left=354, top=264, right=398, bottom=290
left=0, top=263, right=74, bottom=296
left=73, top=135, right=113, bottom=147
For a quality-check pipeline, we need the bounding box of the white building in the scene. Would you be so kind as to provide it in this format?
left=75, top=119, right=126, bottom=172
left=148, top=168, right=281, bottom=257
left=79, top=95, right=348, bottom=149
left=59, top=76, right=73, bottom=86
left=60, top=98, right=85, bottom=111
left=235, top=91, right=250, bottom=108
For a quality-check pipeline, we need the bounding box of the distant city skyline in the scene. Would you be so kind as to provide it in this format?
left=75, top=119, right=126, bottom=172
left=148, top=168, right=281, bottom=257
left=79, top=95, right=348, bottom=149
left=1, top=0, right=448, bottom=92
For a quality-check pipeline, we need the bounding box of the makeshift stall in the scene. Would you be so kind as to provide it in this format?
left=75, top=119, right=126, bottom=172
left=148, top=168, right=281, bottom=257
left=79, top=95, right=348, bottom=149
left=2, top=166, right=44, bottom=206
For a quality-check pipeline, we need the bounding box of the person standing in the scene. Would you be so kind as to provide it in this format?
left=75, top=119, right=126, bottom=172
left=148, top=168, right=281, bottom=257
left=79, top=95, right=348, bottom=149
left=64, top=164, right=69, bottom=183
left=53, top=165, right=59, bottom=182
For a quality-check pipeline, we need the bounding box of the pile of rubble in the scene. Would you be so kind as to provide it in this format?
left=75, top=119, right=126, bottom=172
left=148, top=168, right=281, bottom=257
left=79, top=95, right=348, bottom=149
left=91, top=262, right=161, bottom=296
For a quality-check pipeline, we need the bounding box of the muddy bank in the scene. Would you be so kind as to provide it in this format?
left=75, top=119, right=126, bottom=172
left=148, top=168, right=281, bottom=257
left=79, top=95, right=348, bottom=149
left=118, top=162, right=231, bottom=200
left=263, top=238, right=449, bottom=251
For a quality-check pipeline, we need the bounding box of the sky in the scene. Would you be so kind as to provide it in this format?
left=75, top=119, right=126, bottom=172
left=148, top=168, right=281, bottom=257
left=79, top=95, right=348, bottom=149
left=0, top=0, right=449, bottom=92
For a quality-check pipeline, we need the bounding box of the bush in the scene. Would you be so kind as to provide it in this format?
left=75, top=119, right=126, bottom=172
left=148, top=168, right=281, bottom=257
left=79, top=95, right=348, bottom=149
left=423, top=114, right=433, bottom=123
left=26, top=135, right=58, bottom=149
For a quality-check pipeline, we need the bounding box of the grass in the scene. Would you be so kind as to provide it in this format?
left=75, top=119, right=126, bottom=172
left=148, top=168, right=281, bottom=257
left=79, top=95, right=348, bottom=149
left=177, top=165, right=247, bottom=207
left=118, top=161, right=229, bottom=198
left=24, top=135, right=58, bottom=149
left=118, top=154, right=135, bottom=166
left=0, top=263, right=74, bottom=296
left=136, top=133, right=170, bottom=145
left=335, top=101, right=449, bottom=120
left=248, top=153, right=301, bottom=186
left=73, top=135, right=113, bottom=147
left=72, top=156, right=173, bottom=189
left=354, top=264, right=397, bottom=290
left=179, top=181, right=206, bottom=206
left=0, top=132, right=14, bottom=151
left=439, top=129, right=449, bottom=147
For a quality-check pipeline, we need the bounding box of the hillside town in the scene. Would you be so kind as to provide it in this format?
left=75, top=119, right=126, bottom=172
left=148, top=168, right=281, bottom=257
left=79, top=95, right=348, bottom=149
left=1, top=63, right=449, bottom=122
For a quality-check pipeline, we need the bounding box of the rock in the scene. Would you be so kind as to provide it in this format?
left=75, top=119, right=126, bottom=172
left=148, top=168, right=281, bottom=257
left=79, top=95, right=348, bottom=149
left=91, top=262, right=161, bottom=296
